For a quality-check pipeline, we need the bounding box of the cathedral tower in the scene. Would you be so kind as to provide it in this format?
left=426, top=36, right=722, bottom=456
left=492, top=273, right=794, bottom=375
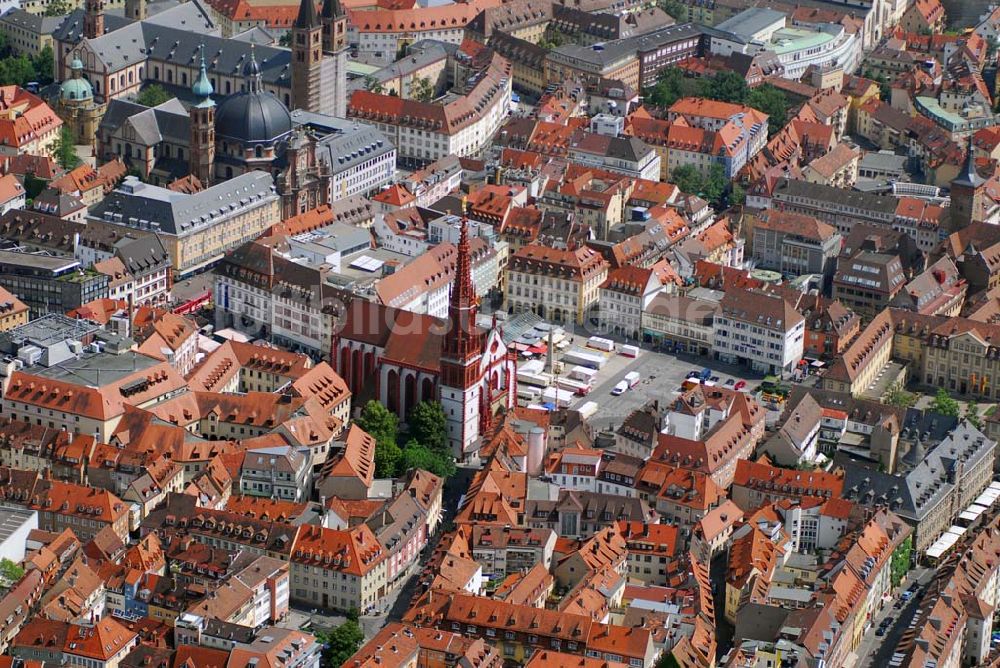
left=321, top=0, right=347, bottom=53
left=125, top=0, right=146, bottom=21
left=320, top=0, right=348, bottom=116
left=291, top=0, right=322, bottom=113
left=189, top=45, right=215, bottom=187
left=84, top=0, right=104, bottom=39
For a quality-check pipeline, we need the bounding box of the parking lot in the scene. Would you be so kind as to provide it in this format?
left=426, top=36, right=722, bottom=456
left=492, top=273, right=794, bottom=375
left=561, top=346, right=758, bottom=431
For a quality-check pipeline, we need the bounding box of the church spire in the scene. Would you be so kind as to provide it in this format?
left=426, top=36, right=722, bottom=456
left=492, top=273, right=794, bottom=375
left=245, top=44, right=263, bottom=94
left=192, top=44, right=215, bottom=106
left=321, top=0, right=343, bottom=19
left=295, top=0, right=319, bottom=29
left=442, top=216, right=484, bottom=370
left=451, top=216, right=477, bottom=316
left=955, top=137, right=985, bottom=188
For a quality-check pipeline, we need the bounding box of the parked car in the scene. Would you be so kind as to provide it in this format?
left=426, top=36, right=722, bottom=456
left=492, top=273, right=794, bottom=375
left=734, top=380, right=747, bottom=391
left=724, top=378, right=735, bottom=386
left=875, top=627, right=886, bottom=637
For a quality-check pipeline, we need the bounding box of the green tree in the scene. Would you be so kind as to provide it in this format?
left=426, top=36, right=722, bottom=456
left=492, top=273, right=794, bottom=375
left=671, top=164, right=703, bottom=195
left=0, top=558, right=23, bottom=584
left=356, top=400, right=401, bottom=478
left=657, top=0, right=685, bottom=19
left=323, top=619, right=364, bottom=667
left=656, top=653, right=682, bottom=668
left=885, top=387, right=917, bottom=408
left=929, top=388, right=960, bottom=418
left=52, top=126, right=80, bottom=170
left=890, top=535, right=912, bottom=587
left=410, top=76, right=435, bottom=102
left=135, top=83, right=173, bottom=108
left=43, top=0, right=73, bottom=16
left=537, top=30, right=565, bottom=50
left=279, top=32, right=292, bottom=47
left=703, top=70, right=748, bottom=104
left=399, top=439, right=456, bottom=478
left=0, top=55, right=38, bottom=86
left=644, top=66, right=701, bottom=108
left=746, top=84, right=788, bottom=138
left=23, top=173, right=48, bottom=199
left=701, top=163, right=728, bottom=207
left=879, top=80, right=891, bottom=102
left=966, top=404, right=983, bottom=430
left=33, top=45, right=53, bottom=85
left=408, top=401, right=448, bottom=454
left=362, top=74, right=384, bottom=94
left=730, top=182, right=746, bottom=206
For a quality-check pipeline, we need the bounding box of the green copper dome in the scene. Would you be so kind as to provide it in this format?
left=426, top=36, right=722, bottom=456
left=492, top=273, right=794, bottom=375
left=60, top=59, right=93, bottom=102
left=191, top=44, right=215, bottom=106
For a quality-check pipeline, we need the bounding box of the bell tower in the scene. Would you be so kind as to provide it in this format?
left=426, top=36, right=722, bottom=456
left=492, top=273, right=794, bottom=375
left=84, top=0, right=104, bottom=39
left=320, top=0, right=348, bottom=116
left=125, top=0, right=146, bottom=21
left=439, top=217, right=486, bottom=461
left=189, top=45, right=215, bottom=187
left=291, top=0, right=322, bottom=112
left=950, top=141, right=986, bottom=231
left=321, top=0, right=347, bottom=52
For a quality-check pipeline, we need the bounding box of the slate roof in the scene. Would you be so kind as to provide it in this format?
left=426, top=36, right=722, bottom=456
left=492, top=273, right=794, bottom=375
left=771, top=177, right=897, bottom=215
left=99, top=98, right=189, bottom=145
left=73, top=3, right=291, bottom=90
left=90, top=172, right=277, bottom=236
left=51, top=9, right=131, bottom=43
left=841, top=421, right=995, bottom=522
left=0, top=8, right=66, bottom=35
left=114, top=235, right=171, bottom=277
left=569, top=133, right=654, bottom=164
left=297, top=113, right=395, bottom=176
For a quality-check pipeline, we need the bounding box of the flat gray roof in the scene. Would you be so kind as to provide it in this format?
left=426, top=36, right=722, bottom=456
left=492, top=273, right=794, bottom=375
left=0, top=506, right=35, bottom=543
left=715, top=7, right=786, bottom=41
left=32, top=350, right=161, bottom=387
left=0, top=250, right=79, bottom=272
left=0, top=314, right=100, bottom=350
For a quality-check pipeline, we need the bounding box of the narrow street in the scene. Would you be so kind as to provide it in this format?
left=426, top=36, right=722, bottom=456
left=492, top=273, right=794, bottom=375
left=856, top=567, right=933, bottom=667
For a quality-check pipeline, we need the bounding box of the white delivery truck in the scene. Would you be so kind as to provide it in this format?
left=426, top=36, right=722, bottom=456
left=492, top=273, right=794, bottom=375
left=577, top=401, right=599, bottom=420
left=624, top=371, right=641, bottom=388
left=621, top=344, right=639, bottom=358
